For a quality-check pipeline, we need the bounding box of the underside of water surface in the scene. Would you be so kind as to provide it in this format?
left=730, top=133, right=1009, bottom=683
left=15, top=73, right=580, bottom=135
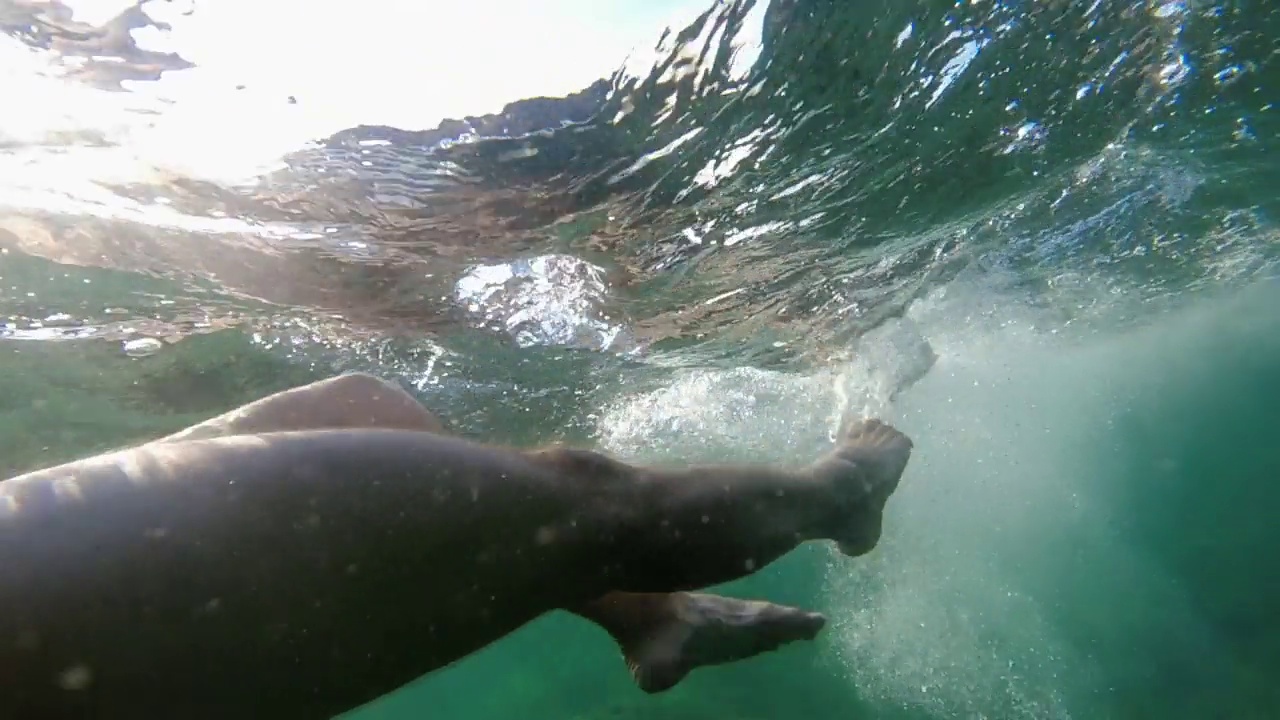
left=1, top=0, right=1278, bottom=718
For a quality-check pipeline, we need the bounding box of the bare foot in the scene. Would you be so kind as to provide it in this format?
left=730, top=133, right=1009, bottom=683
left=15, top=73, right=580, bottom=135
left=584, top=592, right=825, bottom=693
left=810, top=418, right=913, bottom=556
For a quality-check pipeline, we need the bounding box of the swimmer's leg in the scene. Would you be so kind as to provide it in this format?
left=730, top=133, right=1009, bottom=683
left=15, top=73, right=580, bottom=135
left=158, top=372, right=443, bottom=443
left=574, top=592, right=825, bottom=693
left=599, top=416, right=913, bottom=594
left=166, top=372, right=840, bottom=691
left=554, top=417, right=912, bottom=695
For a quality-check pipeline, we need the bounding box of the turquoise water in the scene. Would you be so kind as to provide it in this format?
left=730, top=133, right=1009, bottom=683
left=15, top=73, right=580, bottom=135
left=1, top=0, right=1278, bottom=718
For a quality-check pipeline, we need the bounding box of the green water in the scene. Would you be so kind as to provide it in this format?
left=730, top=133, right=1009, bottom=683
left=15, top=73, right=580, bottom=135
left=3, top=280, right=1275, bottom=719
left=2, top=0, right=1279, bottom=717
left=360, top=281, right=1278, bottom=720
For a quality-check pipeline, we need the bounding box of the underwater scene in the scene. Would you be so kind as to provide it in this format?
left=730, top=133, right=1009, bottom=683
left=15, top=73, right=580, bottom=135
left=1, top=0, right=1278, bottom=718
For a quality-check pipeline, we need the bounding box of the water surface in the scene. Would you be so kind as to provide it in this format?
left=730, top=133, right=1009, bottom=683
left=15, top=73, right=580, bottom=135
left=1, top=1, right=1277, bottom=718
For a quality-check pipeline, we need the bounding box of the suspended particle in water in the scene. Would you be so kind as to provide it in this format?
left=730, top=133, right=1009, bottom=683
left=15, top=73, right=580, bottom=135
left=57, top=664, right=93, bottom=691
left=122, top=337, right=163, bottom=358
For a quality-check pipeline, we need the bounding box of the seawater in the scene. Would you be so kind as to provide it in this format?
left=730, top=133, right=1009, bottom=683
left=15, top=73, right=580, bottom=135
left=346, top=279, right=1279, bottom=720
left=1, top=0, right=1277, bottom=718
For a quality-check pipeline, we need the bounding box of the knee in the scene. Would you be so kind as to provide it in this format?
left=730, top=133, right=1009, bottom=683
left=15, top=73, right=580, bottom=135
left=331, top=372, right=398, bottom=394
left=330, top=373, right=444, bottom=432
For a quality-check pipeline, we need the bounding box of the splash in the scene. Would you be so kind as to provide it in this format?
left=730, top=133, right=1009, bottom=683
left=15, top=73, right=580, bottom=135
left=455, top=254, right=630, bottom=352
left=593, top=273, right=1279, bottom=718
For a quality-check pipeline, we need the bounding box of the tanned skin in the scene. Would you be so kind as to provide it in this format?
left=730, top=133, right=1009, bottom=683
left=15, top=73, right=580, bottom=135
left=0, top=374, right=912, bottom=719
left=161, top=374, right=830, bottom=693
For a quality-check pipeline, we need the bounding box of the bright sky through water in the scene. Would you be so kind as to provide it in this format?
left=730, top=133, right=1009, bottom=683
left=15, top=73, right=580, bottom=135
left=1, top=0, right=708, bottom=183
